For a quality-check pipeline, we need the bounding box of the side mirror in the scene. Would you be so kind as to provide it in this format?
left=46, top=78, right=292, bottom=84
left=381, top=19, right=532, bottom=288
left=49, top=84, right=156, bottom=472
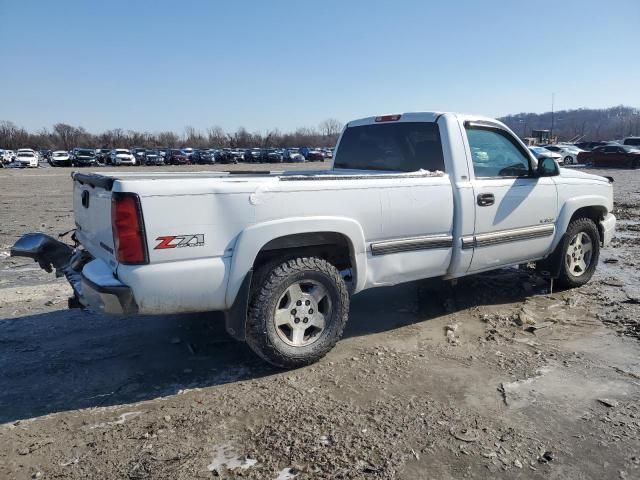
left=537, top=157, right=560, bottom=177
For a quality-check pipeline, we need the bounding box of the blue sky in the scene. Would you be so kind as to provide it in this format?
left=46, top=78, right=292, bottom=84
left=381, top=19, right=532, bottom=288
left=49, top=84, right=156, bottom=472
left=1, top=0, right=638, bottom=134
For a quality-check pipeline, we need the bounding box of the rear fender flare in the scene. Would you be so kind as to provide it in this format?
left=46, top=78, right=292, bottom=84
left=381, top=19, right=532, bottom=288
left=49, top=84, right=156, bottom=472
left=225, top=216, right=367, bottom=308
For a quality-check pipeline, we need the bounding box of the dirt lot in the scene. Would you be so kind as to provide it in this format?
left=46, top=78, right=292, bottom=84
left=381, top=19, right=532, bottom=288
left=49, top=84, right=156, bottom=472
left=1, top=165, right=639, bottom=480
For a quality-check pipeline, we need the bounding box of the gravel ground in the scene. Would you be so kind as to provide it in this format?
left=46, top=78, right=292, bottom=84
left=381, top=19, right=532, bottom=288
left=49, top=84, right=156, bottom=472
left=1, top=164, right=639, bottom=479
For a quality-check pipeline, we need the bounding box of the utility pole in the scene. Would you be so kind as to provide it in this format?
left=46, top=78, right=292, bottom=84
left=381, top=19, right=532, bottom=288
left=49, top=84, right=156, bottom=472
left=550, top=92, right=555, bottom=142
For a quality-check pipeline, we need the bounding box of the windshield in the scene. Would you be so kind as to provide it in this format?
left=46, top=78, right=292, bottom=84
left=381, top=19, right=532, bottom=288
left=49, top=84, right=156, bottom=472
left=53, top=152, right=67, bottom=157
left=115, top=149, right=129, bottom=154
left=335, top=122, right=445, bottom=172
left=18, top=152, right=35, bottom=157
left=77, top=149, right=94, bottom=155
left=146, top=150, right=159, bottom=155
left=624, top=138, right=640, bottom=146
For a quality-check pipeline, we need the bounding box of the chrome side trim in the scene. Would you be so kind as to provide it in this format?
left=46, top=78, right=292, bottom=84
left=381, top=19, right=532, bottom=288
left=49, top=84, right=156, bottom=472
left=371, top=234, right=453, bottom=256
left=461, top=235, right=475, bottom=249
left=461, top=224, right=555, bottom=249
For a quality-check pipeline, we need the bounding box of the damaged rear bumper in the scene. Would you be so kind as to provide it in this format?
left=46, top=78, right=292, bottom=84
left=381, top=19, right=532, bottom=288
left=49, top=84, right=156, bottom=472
left=10, top=233, right=137, bottom=315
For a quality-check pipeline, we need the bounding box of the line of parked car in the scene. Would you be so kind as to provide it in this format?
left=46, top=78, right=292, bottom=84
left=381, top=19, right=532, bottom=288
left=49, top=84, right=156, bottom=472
left=2, top=136, right=639, bottom=169
left=0, top=146, right=334, bottom=168
left=527, top=136, right=640, bottom=168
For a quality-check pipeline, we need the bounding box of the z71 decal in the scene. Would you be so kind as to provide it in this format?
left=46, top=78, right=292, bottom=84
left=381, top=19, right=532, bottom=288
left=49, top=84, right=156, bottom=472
left=155, top=234, right=205, bottom=249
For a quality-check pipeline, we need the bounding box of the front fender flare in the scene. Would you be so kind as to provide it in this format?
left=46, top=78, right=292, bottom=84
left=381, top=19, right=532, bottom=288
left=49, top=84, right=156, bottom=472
left=225, top=216, right=367, bottom=308
left=551, top=195, right=609, bottom=251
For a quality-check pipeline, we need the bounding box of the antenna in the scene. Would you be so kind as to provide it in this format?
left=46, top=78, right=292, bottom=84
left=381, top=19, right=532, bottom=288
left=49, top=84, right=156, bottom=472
left=550, top=93, right=555, bottom=142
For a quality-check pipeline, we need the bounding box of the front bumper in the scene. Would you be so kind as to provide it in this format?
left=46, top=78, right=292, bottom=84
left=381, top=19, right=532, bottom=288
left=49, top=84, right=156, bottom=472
left=11, top=233, right=137, bottom=315
left=600, top=213, right=616, bottom=247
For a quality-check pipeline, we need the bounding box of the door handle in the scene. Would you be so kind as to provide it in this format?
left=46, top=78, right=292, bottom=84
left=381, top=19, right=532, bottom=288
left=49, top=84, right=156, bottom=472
left=477, top=193, right=495, bottom=206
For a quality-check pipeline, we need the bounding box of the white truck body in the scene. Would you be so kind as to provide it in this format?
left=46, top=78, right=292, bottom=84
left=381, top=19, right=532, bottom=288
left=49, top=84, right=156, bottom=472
left=12, top=112, right=616, bottom=366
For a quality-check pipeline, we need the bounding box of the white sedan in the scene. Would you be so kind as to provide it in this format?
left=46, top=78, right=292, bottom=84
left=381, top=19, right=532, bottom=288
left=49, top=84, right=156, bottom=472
left=543, top=145, right=585, bottom=165
left=50, top=150, right=72, bottom=167
left=110, top=149, right=137, bottom=166
left=16, top=151, right=39, bottom=168
left=528, top=146, right=563, bottom=164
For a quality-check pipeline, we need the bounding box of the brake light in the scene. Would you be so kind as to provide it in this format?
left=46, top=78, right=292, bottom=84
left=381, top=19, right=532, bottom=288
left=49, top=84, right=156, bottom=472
left=375, top=114, right=401, bottom=122
left=111, top=192, right=148, bottom=264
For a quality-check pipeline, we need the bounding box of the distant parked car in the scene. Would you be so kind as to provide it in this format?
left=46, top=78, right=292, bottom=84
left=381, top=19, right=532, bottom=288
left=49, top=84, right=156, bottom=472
left=110, top=148, right=136, bottom=166
left=579, top=144, right=640, bottom=168
left=50, top=150, right=72, bottom=167
left=3, top=150, right=15, bottom=162
left=166, top=149, right=189, bottom=165
left=0, top=149, right=12, bottom=165
left=306, top=149, right=325, bottom=161
left=263, top=148, right=283, bottom=163
left=131, top=148, right=147, bottom=162
left=623, top=137, right=640, bottom=148
left=181, top=148, right=195, bottom=160
left=39, top=149, right=52, bottom=161
left=95, top=148, right=112, bottom=164
left=218, top=148, right=243, bottom=164
left=322, top=148, right=334, bottom=159
left=192, top=149, right=216, bottom=164
left=244, top=148, right=264, bottom=163
left=574, top=141, right=610, bottom=151
left=282, top=148, right=305, bottom=162
left=541, top=145, right=584, bottom=165
left=15, top=150, right=39, bottom=168
left=144, top=149, right=164, bottom=166
left=72, top=148, right=98, bottom=167
left=528, top=147, right=562, bottom=165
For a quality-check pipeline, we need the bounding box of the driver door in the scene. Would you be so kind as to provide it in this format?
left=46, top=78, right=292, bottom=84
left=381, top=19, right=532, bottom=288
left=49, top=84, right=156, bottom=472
left=465, top=126, right=558, bottom=273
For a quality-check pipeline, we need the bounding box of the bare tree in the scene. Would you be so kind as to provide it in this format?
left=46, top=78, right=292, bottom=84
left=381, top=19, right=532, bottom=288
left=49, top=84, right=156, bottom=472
left=319, top=118, right=343, bottom=137
left=207, top=126, right=227, bottom=147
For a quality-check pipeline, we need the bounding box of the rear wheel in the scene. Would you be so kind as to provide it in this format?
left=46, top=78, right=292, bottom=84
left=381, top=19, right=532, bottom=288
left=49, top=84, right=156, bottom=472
left=245, top=257, right=349, bottom=368
left=556, top=218, right=600, bottom=288
left=563, top=156, right=573, bottom=165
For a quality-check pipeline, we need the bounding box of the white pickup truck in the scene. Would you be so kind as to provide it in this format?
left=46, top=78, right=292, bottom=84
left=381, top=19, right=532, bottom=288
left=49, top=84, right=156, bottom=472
left=12, top=112, right=616, bottom=368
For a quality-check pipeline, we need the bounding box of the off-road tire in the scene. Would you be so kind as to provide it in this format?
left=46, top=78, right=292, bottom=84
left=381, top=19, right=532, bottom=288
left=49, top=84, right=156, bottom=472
left=246, top=257, right=349, bottom=369
left=556, top=217, right=600, bottom=289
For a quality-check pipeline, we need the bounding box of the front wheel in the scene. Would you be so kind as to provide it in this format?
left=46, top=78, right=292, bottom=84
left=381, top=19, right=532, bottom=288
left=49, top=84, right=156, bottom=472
left=563, top=156, right=573, bottom=165
left=556, top=218, right=600, bottom=289
left=245, top=257, right=350, bottom=368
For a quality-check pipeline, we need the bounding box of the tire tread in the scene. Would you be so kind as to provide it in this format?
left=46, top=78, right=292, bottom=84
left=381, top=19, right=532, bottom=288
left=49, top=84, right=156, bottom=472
left=245, top=256, right=349, bottom=369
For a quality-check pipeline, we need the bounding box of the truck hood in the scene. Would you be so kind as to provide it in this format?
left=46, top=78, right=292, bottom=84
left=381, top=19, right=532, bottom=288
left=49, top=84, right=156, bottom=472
left=558, top=168, right=611, bottom=183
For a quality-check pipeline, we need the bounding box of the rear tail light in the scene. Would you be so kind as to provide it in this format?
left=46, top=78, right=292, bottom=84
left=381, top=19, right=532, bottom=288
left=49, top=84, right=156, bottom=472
left=111, top=192, right=148, bottom=264
left=375, top=114, right=402, bottom=122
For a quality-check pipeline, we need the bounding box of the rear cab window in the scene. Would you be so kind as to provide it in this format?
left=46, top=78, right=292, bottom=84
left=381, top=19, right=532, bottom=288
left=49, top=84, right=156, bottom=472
left=334, top=122, right=445, bottom=172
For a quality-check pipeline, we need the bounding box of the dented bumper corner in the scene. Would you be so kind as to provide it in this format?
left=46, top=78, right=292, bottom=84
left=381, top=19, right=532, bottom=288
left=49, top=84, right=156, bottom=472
left=10, top=233, right=137, bottom=315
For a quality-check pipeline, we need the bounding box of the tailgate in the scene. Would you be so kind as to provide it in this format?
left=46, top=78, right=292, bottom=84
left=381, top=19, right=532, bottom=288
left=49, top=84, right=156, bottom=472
left=73, top=173, right=117, bottom=267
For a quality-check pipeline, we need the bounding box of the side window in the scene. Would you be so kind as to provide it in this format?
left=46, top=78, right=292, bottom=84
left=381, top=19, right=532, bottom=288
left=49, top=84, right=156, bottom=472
left=604, top=146, right=617, bottom=153
left=466, top=128, right=532, bottom=178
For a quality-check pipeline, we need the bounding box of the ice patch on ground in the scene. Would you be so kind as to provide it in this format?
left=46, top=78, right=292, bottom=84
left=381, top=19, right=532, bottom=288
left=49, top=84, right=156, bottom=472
left=207, top=444, right=258, bottom=473
left=276, top=467, right=297, bottom=479
left=89, top=411, right=143, bottom=429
